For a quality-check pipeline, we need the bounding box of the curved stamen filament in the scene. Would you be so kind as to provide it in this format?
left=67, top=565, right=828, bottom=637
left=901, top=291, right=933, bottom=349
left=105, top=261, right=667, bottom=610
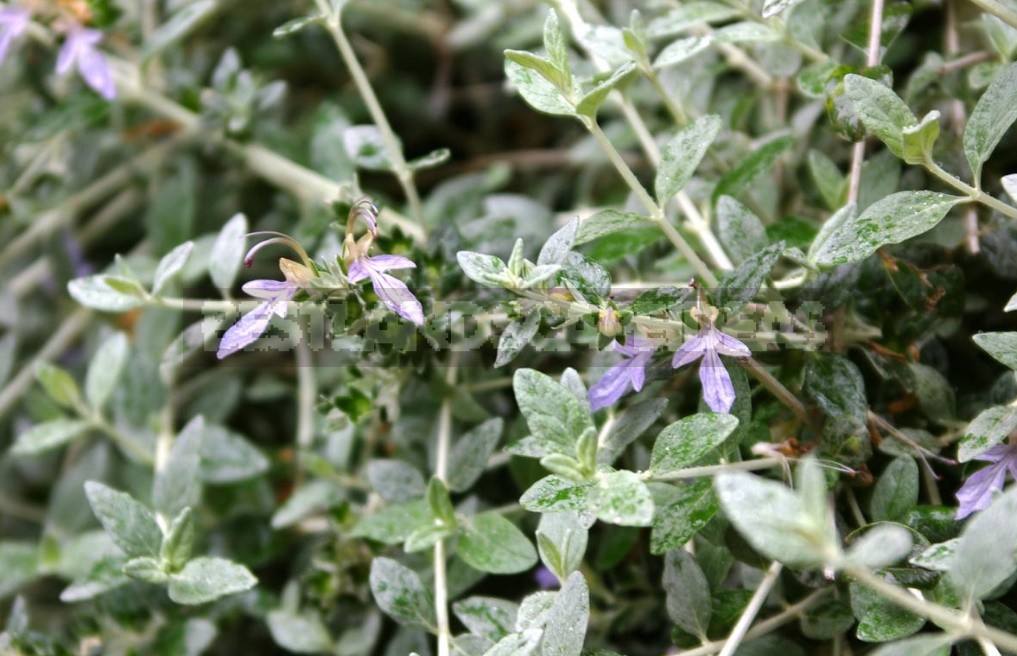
left=243, top=232, right=312, bottom=268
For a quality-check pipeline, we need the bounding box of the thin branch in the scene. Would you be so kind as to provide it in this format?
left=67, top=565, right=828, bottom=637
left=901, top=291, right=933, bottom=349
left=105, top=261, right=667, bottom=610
left=718, top=562, right=783, bottom=656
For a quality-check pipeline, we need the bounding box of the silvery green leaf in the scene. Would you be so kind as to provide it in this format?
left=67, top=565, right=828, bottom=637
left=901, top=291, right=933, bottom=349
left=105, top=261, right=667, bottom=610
left=1003, top=174, right=1017, bottom=205
left=495, top=313, right=540, bottom=368
left=576, top=62, right=638, bottom=118
left=168, top=556, right=257, bottom=605
left=950, top=486, right=1017, bottom=601
left=973, top=332, right=1017, bottom=370
left=520, top=476, right=592, bottom=513
left=800, top=599, right=856, bottom=640
left=536, top=512, right=588, bottom=580
left=482, top=629, right=541, bottom=656
left=448, top=418, right=503, bottom=492
left=543, top=10, right=571, bottom=81
left=866, top=635, right=953, bottom=656
left=343, top=125, right=395, bottom=170
left=909, top=538, right=958, bottom=573
left=199, top=424, right=269, bottom=483
left=900, top=111, right=940, bottom=165
left=714, top=22, right=779, bottom=43
left=652, top=35, right=712, bottom=68
left=366, top=459, right=426, bottom=503
left=541, top=572, right=589, bottom=656
left=272, top=13, right=325, bottom=38
left=762, top=0, right=806, bottom=19
left=589, top=470, right=654, bottom=526
left=84, top=481, right=163, bottom=559
left=271, top=480, right=345, bottom=529
left=159, top=507, right=195, bottom=571
left=142, top=0, right=216, bottom=61
left=650, top=479, right=718, bottom=555
left=870, top=457, right=919, bottom=522
left=152, top=241, right=194, bottom=296
left=655, top=114, right=722, bottom=205
left=457, top=512, right=538, bottom=574
left=662, top=549, right=712, bottom=640
left=350, top=500, right=434, bottom=544
left=845, top=524, right=913, bottom=569
left=35, top=363, right=80, bottom=408
left=599, top=398, right=667, bottom=466
left=122, top=556, right=169, bottom=585
left=452, top=597, right=518, bottom=643
left=649, top=413, right=739, bottom=475
left=0, top=542, right=37, bottom=598
left=807, top=203, right=856, bottom=264
left=714, top=241, right=783, bottom=309
left=808, top=151, right=847, bottom=210
left=516, top=591, right=555, bottom=631
left=85, top=331, right=129, bottom=410
left=575, top=210, right=648, bottom=244
left=712, top=136, right=793, bottom=203
left=504, top=57, right=576, bottom=117
left=958, top=405, right=1017, bottom=462
left=715, top=471, right=830, bottom=567
left=574, top=23, right=633, bottom=68
left=457, top=251, right=509, bottom=287
left=538, top=218, right=580, bottom=266
left=369, top=557, right=436, bottom=629
left=426, top=476, right=456, bottom=525
left=964, top=61, right=1017, bottom=182
left=11, top=419, right=92, bottom=456
left=267, top=608, right=334, bottom=653
left=646, top=3, right=741, bottom=39
left=717, top=196, right=767, bottom=263
left=796, top=456, right=829, bottom=529
left=59, top=556, right=128, bottom=602
left=513, top=368, right=593, bottom=456
left=153, top=416, right=204, bottom=518
left=811, top=191, right=962, bottom=267
left=843, top=74, right=917, bottom=159
left=850, top=577, right=925, bottom=642
left=68, top=275, right=146, bottom=312
left=520, top=264, right=560, bottom=288
left=209, top=213, right=248, bottom=291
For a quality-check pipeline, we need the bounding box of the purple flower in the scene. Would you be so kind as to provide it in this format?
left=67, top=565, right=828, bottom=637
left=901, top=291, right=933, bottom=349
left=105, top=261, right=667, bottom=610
left=348, top=254, right=424, bottom=325
left=0, top=7, right=30, bottom=64
left=671, top=323, right=750, bottom=413
left=956, top=442, right=1017, bottom=520
left=216, top=278, right=298, bottom=359
left=57, top=27, right=116, bottom=100
left=589, top=336, right=656, bottom=411
left=534, top=565, right=559, bottom=589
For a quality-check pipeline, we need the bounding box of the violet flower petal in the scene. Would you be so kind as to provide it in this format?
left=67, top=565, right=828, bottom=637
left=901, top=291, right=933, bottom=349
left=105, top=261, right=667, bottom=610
left=629, top=352, right=649, bottom=392
left=699, top=348, right=736, bottom=413
left=956, top=460, right=1009, bottom=520
left=347, top=258, right=369, bottom=283
left=216, top=301, right=274, bottom=359
left=365, top=253, right=415, bottom=272
left=672, top=334, right=705, bottom=368
left=368, top=270, right=424, bottom=325
left=714, top=330, right=752, bottom=358
left=0, top=7, right=30, bottom=64
left=589, top=362, right=636, bottom=412
left=77, top=45, right=116, bottom=99
left=242, top=279, right=295, bottom=298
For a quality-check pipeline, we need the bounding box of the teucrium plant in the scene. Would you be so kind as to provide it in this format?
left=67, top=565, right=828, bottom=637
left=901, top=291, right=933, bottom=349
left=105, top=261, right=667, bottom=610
left=7, top=0, right=1017, bottom=654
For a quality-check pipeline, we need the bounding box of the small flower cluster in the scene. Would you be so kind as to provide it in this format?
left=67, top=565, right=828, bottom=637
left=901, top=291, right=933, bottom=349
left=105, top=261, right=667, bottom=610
left=0, top=2, right=115, bottom=99
left=589, top=295, right=750, bottom=414
left=217, top=199, right=424, bottom=359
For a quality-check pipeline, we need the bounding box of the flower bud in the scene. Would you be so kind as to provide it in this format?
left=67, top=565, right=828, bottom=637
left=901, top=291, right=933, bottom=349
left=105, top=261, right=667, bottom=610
left=597, top=308, right=622, bottom=338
